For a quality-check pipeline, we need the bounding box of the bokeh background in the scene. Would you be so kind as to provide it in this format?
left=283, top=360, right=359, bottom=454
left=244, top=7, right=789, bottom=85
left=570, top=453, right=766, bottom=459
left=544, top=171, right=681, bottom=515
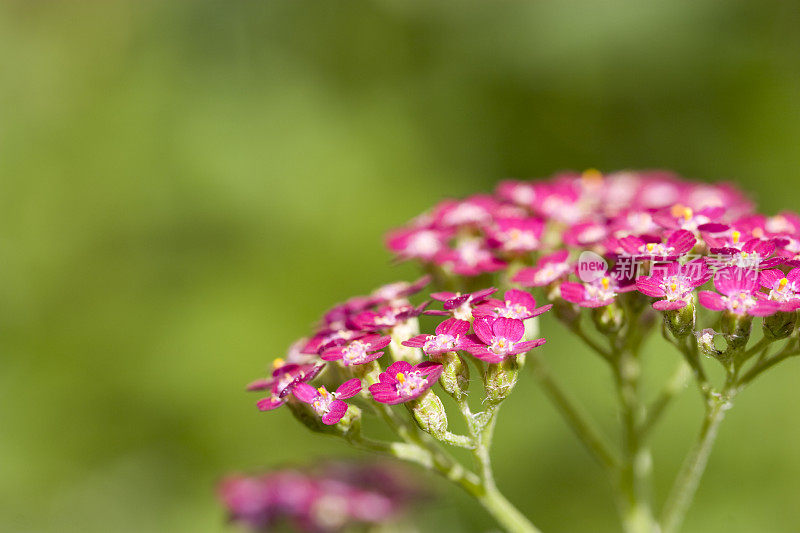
left=2, top=1, right=799, bottom=532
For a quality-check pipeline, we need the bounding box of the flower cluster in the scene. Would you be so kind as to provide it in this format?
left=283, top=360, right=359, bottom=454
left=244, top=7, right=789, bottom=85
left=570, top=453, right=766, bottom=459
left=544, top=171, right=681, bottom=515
left=387, top=170, right=800, bottom=319
left=250, top=274, right=550, bottom=428
left=235, top=169, right=800, bottom=533
left=218, top=462, right=422, bottom=532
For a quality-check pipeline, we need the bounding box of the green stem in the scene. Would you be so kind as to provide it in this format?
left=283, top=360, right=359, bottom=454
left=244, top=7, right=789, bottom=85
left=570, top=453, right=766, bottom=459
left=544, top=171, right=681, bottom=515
left=660, top=394, right=731, bottom=533
left=470, top=404, right=542, bottom=533
left=614, top=348, right=656, bottom=533
left=738, top=339, right=799, bottom=386
left=371, top=400, right=539, bottom=532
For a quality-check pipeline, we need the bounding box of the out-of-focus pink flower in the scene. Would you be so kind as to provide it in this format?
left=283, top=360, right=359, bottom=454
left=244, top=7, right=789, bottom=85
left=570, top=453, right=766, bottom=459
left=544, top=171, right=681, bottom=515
left=512, top=250, right=572, bottom=287
left=219, top=462, right=423, bottom=532
left=485, top=216, right=544, bottom=253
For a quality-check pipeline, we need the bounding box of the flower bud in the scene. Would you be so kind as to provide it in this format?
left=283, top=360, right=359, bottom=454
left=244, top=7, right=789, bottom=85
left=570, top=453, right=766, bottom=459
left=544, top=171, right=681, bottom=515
left=721, top=312, right=752, bottom=353
left=483, top=357, right=522, bottom=404
left=432, top=351, right=470, bottom=401
left=408, top=390, right=448, bottom=438
left=592, top=304, right=623, bottom=335
left=763, top=311, right=797, bottom=340
left=695, top=328, right=721, bottom=358
left=665, top=302, right=695, bottom=338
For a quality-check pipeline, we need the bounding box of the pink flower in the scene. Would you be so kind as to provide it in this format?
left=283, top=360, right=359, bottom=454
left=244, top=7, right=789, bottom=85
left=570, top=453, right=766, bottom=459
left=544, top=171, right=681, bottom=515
left=473, top=289, right=552, bottom=320
left=635, top=260, right=711, bottom=310
left=759, top=268, right=800, bottom=311
left=531, top=180, right=586, bottom=224
left=485, top=216, right=544, bottom=253
left=618, top=229, right=696, bottom=259
left=386, top=227, right=450, bottom=261
left=351, top=302, right=429, bottom=332
left=219, top=463, right=419, bottom=532
left=653, top=204, right=726, bottom=233
left=434, top=236, right=506, bottom=276
left=560, top=275, right=634, bottom=308
left=402, top=318, right=472, bottom=356
left=321, top=335, right=391, bottom=366
left=562, top=221, right=609, bottom=248
left=369, top=361, right=443, bottom=405
left=301, top=326, right=361, bottom=356
left=698, top=267, right=779, bottom=316
left=251, top=362, right=325, bottom=412
left=512, top=250, right=571, bottom=287
left=708, top=237, right=784, bottom=270
left=431, top=195, right=498, bottom=229
left=370, top=276, right=430, bottom=306
left=464, top=316, right=546, bottom=363
left=426, top=288, right=497, bottom=320
left=292, top=379, right=362, bottom=425
left=495, top=179, right=537, bottom=207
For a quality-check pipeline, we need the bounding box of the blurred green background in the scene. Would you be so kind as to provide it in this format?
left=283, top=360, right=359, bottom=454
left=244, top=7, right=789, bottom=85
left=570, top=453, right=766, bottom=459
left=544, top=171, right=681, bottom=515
left=1, top=1, right=799, bottom=532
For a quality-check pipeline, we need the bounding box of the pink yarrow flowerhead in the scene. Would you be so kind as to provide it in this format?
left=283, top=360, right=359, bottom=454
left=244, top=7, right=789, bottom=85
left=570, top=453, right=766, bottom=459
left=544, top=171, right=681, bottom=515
left=320, top=335, right=392, bottom=366
left=560, top=275, right=635, bottom=308
left=635, top=260, right=712, bottom=310
left=401, top=318, right=471, bottom=356
left=698, top=267, right=779, bottom=316
left=759, top=268, right=800, bottom=311
left=369, top=361, right=443, bottom=405
left=512, top=250, right=572, bottom=287
left=292, top=378, right=362, bottom=425
left=473, top=289, right=552, bottom=320
left=426, top=288, right=498, bottom=320
left=465, top=316, right=546, bottom=363
left=250, top=362, right=325, bottom=412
